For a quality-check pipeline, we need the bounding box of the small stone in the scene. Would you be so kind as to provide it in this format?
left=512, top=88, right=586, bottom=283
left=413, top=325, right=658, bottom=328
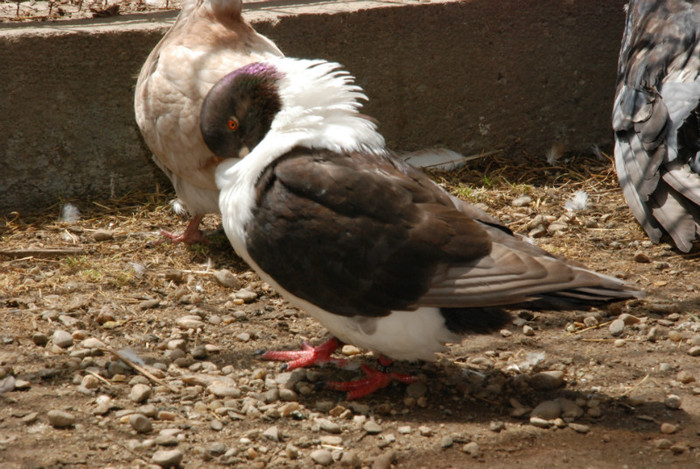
left=418, top=425, right=433, bottom=436
left=236, top=332, right=250, bottom=342
left=397, top=425, right=411, bottom=434
left=151, top=449, right=183, bottom=467
left=210, top=420, right=223, bottom=431
left=529, top=416, right=553, bottom=428
left=440, top=435, right=454, bottom=448
left=654, top=438, right=673, bottom=449
left=489, top=421, right=506, bottom=432
left=614, top=339, right=626, bottom=347
left=531, top=400, right=562, bottom=420
left=528, top=371, right=564, bottom=391
left=93, top=229, right=114, bottom=241
left=587, top=406, right=602, bottom=418
left=48, top=410, right=76, bottom=428
left=547, top=222, right=568, bottom=233
left=660, top=422, right=679, bottom=434
left=208, top=442, right=227, bottom=455
left=619, top=313, right=641, bottom=325
left=523, top=325, right=535, bottom=336
left=670, top=442, right=689, bottom=454
left=129, top=413, right=153, bottom=433
left=52, top=330, right=74, bottom=348
left=285, top=443, right=300, bottom=459
left=279, top=402, right=300, bottom=417
left=207, top=382, right=241, bottom=398
left=499, top=329, right=512, bottom=338
left=363, top=421, right=383, bottom=434
left=609, top=319, right=625, bottom=337
left=320, top=435, right=343, bottom=446
left=340, top=450, right=360, bottom=467
left=512, top=195, right=533, bottom=207
left=278, top=388, right=298, bottom=402
left=372, top=450, right=396, bottom=469
left=687, top=346, right=700, bottom=357
left=341, top=344, right=362, bottom=356
left=138, top=299, right=160, bottom=310
left=234, top=289, right=258, bottom=302
left=317, top=418, right=341, bottom=434
left=406, top=381, right=427, bottom=399
left=568, top=423, right=590, bottom=434
left=129, top=383, right=152, bottom=403
left=164, top=270, right=184, bottom=282
left=461, top=441, right=481, bottom=457
left=81, top=337, right=105, bottom=349
left=176, top=315, right=205, bottom=329
left=213, top=269, right=242, bottom=289
left=677, top=370, right=695, bottom=384
left=664, top=394, right=682, bottom=410
left=558, top=398, right=584, bottom=419
left=583, top=316, right=599, bottom=327
left=310, top=449, right=333, bottom=466
left=263, top=425, right=280, bottom=442
left=633, top=252, right=651, bottom=263
left=81, top=374, right=100, bottom=389
left=32, top=333, right=49, bottom=346
left=13, top=379, right=31, bottom=390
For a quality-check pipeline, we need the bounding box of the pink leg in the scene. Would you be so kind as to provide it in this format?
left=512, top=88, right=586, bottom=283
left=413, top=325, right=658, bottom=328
left=258, top=337, right=348, bottom=371
left=160, top=215, right=208, bottom=244
left=325, top=363, right=418, bottom=400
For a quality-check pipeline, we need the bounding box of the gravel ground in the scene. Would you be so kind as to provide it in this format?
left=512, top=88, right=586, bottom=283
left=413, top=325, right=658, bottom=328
left=1, top=153, right=699, bottom=468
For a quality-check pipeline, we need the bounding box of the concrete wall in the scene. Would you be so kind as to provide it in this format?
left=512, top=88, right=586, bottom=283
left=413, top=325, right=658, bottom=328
left=0, top=0, right=627, bottom=215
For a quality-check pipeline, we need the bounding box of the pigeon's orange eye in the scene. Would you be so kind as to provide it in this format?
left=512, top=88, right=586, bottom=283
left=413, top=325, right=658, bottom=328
left=227, top=117, right=239, bottom=131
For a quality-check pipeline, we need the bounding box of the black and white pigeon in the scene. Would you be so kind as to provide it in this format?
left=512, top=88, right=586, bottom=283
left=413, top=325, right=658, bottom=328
left=205, top=58, right=642, bottom=398
left=613, top=0, right=700, bottom=252
left=134, top=0, right=283, bottom=243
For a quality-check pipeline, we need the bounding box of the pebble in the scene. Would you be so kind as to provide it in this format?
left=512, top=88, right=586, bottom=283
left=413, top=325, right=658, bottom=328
left=406, top=381, right=427, bottom=399
left=654, top=438, right=673, bottom=449
left=176, top=315, right=205, bottom=330
left=129, top=413, right=153, bottom=433
left=263, top=425, right=280, bottom=442
left=208, top=441, right=227, bottom=455
left=129, top=383, right=152, bottom=403
left=418, top=425, right=433, bottom=436
left=320, top=435, right=343, bottom=446
left=341, top=344, right=362, bottom=356
left=558, top=398, right=584, bottom=419
left=139, top=299, right=160, bottom=310
left=52, top=330, right=74, bottom=348
left=210, top=420, right=224, bottom=431
left=461, top=441, right=481, bottom=457
left=668, top=330, right=684, bottom=342
left=234, top=289, right=258, bottom=302
left=279, top=388, right=298, bottom=402
left=547, top=222, right=568, bottom=234
left=363, top=421, right=383, bottom=434
left=664, top=394, right=682, bottom=410
left=687, top=346, right=700, bottom=357
left=531, top=400, right=561, bottom=420
left=340, top=450, right=361, bottom=467
left=372, top=450, right=396, bottom=469
left=512, top=195, right=532, bottom=207
left=47, top=410, right=76, bottom=428
left=499, top=329, right=512, bottom=338
left=568, top=423, right=590, bottom=434
left=529, top=416, right=553, bottom=428
left=397, top=425, right=411, bottom=434
left=528, top=371, right=564, bottom=391
left=236, top=332, right=251, bottom=342
left=93, top=229, right=114, bottom=241
left=32, top=333, right=49, bottom=346
left=608, top=319, right=625, bottom=337
left=489, top=421, right=506, bottom=432
left=523, top=325, right=535, bottom=336
left=13, top=379, right=31, bottom=390
left=310, top=449, right=333, bottom=466
left=208, top=382, right=241, bottom=398
left=660, top=423, right=679, bottom=434
left=633, top=252, right=651, bottom=263
left=677, top=370, right=695, bottom=384
left=151, top=449, right=183, bottom=467
left=279, top=402, right=300, bottom=417
left=213, top=269, right=242, bottom=288
left=285, top=443, right=300, bottom=459
left=440, top=435, right=454, bottom=448
left=318, top=418, right=342, bottom=434
left=583, top=316, right=599, bottom=327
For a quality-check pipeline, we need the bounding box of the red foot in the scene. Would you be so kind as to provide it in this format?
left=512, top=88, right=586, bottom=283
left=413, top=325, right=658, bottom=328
left=325, top=364, right=418, bottom=400
left=160, top=215, right=208, bottom=244
left=258, top=337, right=347, bottom=371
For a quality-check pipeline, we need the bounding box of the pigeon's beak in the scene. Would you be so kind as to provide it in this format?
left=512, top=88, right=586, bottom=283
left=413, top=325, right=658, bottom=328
left=239, top=145, right=250, bottom=158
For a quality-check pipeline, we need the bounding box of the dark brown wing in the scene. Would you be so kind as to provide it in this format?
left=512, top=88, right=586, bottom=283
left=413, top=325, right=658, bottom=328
left=613, top=0, right=700, bottom=251
left=245, top=147, right=639, bottom=318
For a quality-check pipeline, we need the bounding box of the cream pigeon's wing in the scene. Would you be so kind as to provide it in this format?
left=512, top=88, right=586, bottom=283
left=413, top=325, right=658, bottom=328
left=612, top=0, right=700, bottom=252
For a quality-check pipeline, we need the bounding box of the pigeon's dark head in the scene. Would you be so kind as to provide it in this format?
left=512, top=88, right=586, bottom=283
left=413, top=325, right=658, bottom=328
left=200, top=62, right=283, bottom=159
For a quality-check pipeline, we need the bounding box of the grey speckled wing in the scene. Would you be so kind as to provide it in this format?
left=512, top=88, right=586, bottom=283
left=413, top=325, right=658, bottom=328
left=612, top=0, right=700, bottom=252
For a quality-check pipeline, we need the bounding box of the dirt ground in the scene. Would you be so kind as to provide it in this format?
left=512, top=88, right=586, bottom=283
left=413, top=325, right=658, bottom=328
left=1, top=152, right=699, bottom=468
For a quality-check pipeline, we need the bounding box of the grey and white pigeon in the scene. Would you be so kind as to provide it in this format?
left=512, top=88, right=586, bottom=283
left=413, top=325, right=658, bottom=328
left=134, top=0, right=283, bottom=243
left=613, top=0, right=700, bottom=252
left=206, top=58, right=642, bottom=398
